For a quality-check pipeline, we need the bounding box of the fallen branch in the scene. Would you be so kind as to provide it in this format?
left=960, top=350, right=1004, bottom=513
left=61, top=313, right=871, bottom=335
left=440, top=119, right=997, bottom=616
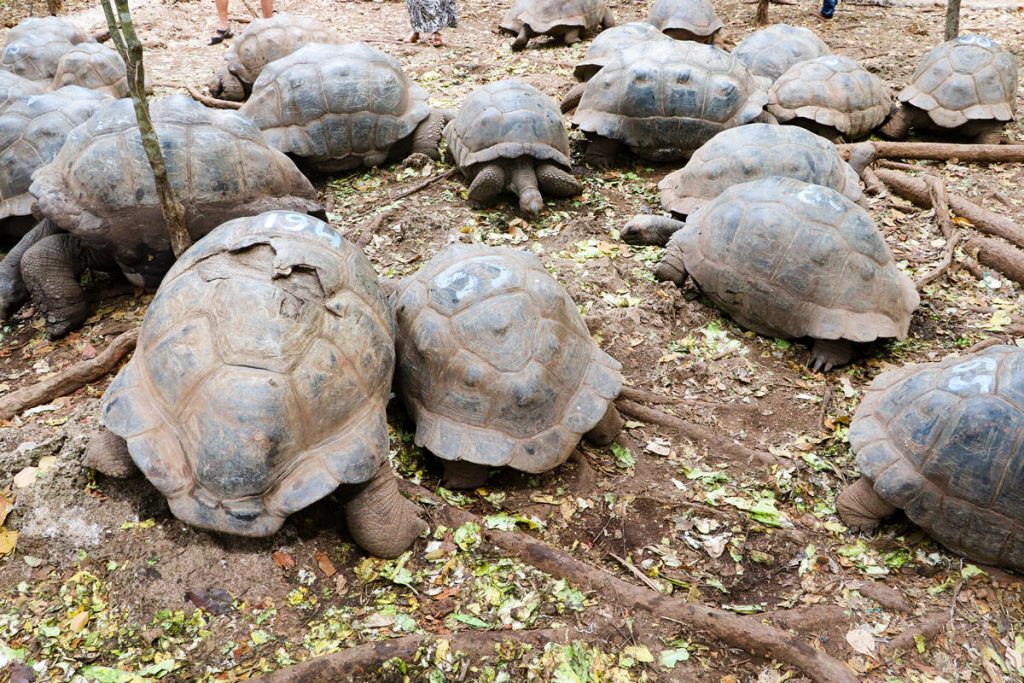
left=249, top=627, right=589, bottom=683
left=875, top=169, right=1024, bottom=248
left=387, top=169, right=456, bottom=201
left=349, top=210, right=394, bottom=248
left=915, top=177, right=966, bottom=289
left=966, top=235, right=1024, bottom=286
left=185, top=84, right=243, bottom=110
left=615, top=398, right=777, bottom=466
left=841, top=141, right=1024, bottom=164
left=398, top=481, right=858, bottom=683
left=0, top=329, right=138, bottom=420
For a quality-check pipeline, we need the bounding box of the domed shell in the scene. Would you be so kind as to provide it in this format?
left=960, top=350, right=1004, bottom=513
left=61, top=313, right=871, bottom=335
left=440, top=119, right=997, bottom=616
left=658, top=123, right=862, bottom=217
left=444, top=80, right=571, bottom=173
left=668, top=176, right=918, bottom=342
left=240, top=42, right=430, bottom=170
left=733, top=24, right=832, bottom=83
left=50, top=42, right=128, bottom=97
left=30, top=95, right=321, bottom=288
left=768, top=55, right=891, bottom=139
left=500, top=0, right=610, bottom=35
left=572, top=22, right=670, bottom=82
left=101, top=211, right=396, bottom=537
left=573, top=41, right=770, bottom=157
left=899, top=34, right=1017, bottom=128
left=225, top=13, right=342, bottom=87
left=0, top=71, right=45, bottom=114
left=849, top=345, right=1024, bottom=570
left=1, top=18, right=90, bottom=83
left=0, top=86, right=108, bottom=221
left=646, top=0, right=724, bottom=40
left=392, top=244, right=622, bottom=473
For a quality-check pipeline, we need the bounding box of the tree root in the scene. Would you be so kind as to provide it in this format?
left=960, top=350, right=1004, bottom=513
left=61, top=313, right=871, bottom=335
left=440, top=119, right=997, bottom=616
left=966, top=235, right=1024, bottom=286
left=614, top=398, right=777, bottom=466
left=387, top=169, right=457, bottom=201
left=397, top=480, right=858, bottom=683
left=840, top=141, right=1024, bottom=164
left=184, top=84, right=243, bottom=110
left=881, top=611, right=949, bottom=654
left=916, top=177, right=966, bottom=289
left=861, top=167, right=888, bottom=196
left=875, top=169, right=1024, bottom=248
left=248, top=627, right=590, bottom=683
left=0, top=328, right=138, bottom=421
left=618, top=387, right=683, bottom=405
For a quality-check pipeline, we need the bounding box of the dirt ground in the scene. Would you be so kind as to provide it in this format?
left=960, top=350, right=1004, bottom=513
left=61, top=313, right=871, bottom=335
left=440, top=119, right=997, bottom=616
left=1, top=0, right=1024, bottom=680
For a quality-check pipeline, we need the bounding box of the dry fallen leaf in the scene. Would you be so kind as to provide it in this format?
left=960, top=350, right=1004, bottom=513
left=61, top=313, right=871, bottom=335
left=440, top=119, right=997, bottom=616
left=68, top=611, right=89, bottom=633
left=272, top=550, right=295, bottom=570
left=0, top=529, right=17, bottom=555
left=12, top=467, right=38, bottom=489
left=0, top=493, right=12, bottom=527
left=315, top=550, right=336, bottom=577
left=846, top=627, right=877, bottom=656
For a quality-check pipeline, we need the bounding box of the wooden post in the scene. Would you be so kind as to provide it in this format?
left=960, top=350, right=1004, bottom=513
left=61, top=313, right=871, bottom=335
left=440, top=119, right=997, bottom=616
left=100, top=0, right=192, bottom=258
left=945, top=0, right=960, bottom=40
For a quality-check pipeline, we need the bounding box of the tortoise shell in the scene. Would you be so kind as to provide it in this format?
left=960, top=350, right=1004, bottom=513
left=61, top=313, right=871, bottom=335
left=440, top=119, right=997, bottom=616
left=240, top=42, right=430, bottom=170
left=392, top=244, right=622, bottom=473
left=444, top=80, right=571, bottom=175
left=224, top=13, right=342, bottom=89
left=733, top=23, right=832, bottom=83
left=30, top=95, right=320, bottom=289
left=1, top=17, right=90, bottom=83
left=0, top=86, right=108, bottom=222
left=0, top=71, right=45, bottom=114
left=665, top=176, right=918, bottom=342
left=849, top=345, right=1024, bottom=570
left=658, top=123, right=862, bottom=217
left=50, top=42, right=129, bottom=97
left=573, top=40, right=769, bottom=158
left=646, top=0, right=724, bottom=40
left=899, top=34, right=1017, bottom=128
left=500, top=0, right=610, bottom=35
left=101, top=211, right=396, bottom=537
left=571, top=22, right=671, bottom=82
left=768, top=55, right=891, bottom=139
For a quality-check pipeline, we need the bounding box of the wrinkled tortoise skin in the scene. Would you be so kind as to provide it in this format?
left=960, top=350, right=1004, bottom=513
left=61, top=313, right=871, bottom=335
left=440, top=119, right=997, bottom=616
left=658, top=123, right=862, bottom=217
left=30, top=95, right=320, bottom=289
left=571, top=22, right=669, bottom=82
left=662, top=176, right=918, bottom=343
left=392, top=244, right=622, bottom=473
left=1, top=17, right=90, bottom=83
left=849, top=345, right=1024, bottom=571
left=101, top=211, right=397, bottom=536
left=445, top=80, right=571, bottom=176
left=240, top=43, right=431, bottom=171
left=768, top=55, right=890, bottom=139
left=0, top=86, right=108, bottom=223
left=210, top=13, right=342, bottom=99
left=573, top=40, right=769, bottom=159
left=646, top=0, right=723, bottom=42
left=899, top=34, right=1017, bottom=129
left=50, top=42, right=129, bottom=97
left=733, top=23, right=831, bottom=83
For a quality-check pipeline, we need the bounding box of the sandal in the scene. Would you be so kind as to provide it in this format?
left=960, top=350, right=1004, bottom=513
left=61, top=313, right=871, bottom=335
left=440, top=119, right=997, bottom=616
left=430, top=32, right=443, bottom=47
left=208, top=27, right=233, bottom=45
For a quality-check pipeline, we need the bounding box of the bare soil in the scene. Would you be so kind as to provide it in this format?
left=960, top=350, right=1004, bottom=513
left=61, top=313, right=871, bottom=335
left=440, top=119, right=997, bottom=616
left=1, top=0, right=1024, bottom=680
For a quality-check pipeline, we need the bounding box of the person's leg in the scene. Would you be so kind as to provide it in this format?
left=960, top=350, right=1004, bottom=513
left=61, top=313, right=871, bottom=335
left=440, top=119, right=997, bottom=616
left=215, top=0, right=229, bottom=30
left=819, top=0, right=837, bottom=18
left=259, top=0, right=273, bottom=18
left=430, top=31, right=443, bottom=46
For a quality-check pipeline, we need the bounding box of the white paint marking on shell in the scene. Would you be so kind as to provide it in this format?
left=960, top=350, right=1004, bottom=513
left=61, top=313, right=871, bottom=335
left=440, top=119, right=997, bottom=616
left=944, top=355, right=997, bottom=393
left=435, top=258, right=515, bottom=304
left=795, top=183, right=847, bottom=213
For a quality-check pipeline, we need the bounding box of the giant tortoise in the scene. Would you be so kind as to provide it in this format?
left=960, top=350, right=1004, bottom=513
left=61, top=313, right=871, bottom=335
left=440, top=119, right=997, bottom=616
left=499, top=0, right=616, bottom=51
left=733, top=23, right=831, bottom=83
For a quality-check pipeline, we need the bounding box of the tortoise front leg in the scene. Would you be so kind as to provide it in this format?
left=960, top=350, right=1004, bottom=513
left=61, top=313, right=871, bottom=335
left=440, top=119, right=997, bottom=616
left=972, top=122, right=1006, bottom=145
left=409, top=108, right=448, bottom=160
left=467, top=163, right=506, bottom=208
left=836, top=477, right=895, bottom=532
left=621, top=215, right=686, bottom=246
left=654, top=238, right=690, bottom=287
left=584, top=136, right=620, bottom=169
left=601, top=6, right=616, bottom=27
left=441, top=460, right=491, bottom=489
left=509, top=156, right=544, bottom=215
left=511, top=25, right=533, bottom=51
left=808, top=338, right=853, bottom=373
left=344, top=467, right=428, bottom=559
left=562, top=28, right=581, bottom=45
left=0, top=218, right=61, bottom=320
left=560, top=82, right=586, bottom=114
left=878, top=104, right=912, bottom=140
left=21, top=232, right=91, bottom=339
left=83, top=428, right=139, bottom=478
left=536, top=163, right=581, bottom=198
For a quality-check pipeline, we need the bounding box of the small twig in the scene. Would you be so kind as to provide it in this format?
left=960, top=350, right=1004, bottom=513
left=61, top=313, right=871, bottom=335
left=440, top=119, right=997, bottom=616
left=608, top=553, right=669, bottom=593
left=184, top=84, right=243, bottom=110
left=877, top=160, right=930, bottom=172
left=817, top=383, right=834, bottom=428
left=235, top=0, right=260, bottom=18
left=387, top=168, right=457, bottom=201
left=0, top=329, right=138, bottom=420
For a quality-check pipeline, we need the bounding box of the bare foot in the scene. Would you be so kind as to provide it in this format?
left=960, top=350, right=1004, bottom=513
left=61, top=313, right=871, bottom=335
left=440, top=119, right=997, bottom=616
left=430, top=32, right=444, bottom=47
left=404, top=31, right=420, bottom=43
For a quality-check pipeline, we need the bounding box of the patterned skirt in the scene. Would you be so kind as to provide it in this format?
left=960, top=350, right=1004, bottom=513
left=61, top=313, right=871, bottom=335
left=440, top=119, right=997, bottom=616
left=406, top=0, right=458, bottom=33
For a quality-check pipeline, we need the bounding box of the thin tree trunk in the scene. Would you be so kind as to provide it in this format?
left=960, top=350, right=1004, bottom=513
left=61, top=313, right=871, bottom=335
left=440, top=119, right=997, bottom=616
left=100, top=0, right=191, bottom=258
left=755, top=0, right=769, bottom=25
left=945, top=0, right=960, bottom=40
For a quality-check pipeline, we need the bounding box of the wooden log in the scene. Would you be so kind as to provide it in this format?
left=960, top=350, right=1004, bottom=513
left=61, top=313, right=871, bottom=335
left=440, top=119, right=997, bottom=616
left=0, top=329, right=138, bottom=420
left=874, top=169, right=1024, bottom=248
left=840, top=142, right=1024, bottom=164
left=967, top=236, right=1024, bottom=286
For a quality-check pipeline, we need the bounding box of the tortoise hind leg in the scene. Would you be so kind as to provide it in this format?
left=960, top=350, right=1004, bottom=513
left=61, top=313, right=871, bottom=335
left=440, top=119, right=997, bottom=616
left=344, top=467, right=428, bottom=558
left=0, top=219, right=61, bottom=320
left=467, top=163, right=506, bottom=208
left=808, top=338, right=853, bottom=373
left=971, top=122, right=1005, bottom=145
left=83, top=428, right=139, bottom=478
left=560, top=82, right=585, bottom=114
left=511, top=26, right=533, bottom=51
left=536, top=163, right=581, bottom=198
left=584, top=137, right=620, bottom=169
left=583, top=404, right=624, bottom=446
left=441, top=460, right=490, bottom=489
left=836, top=478, right=896, bottom=532
left=562, top=28, right=581, bottom=45
left=601, top=6, right=616, bottom=27
left=409, top=108, right=448, bottom=160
